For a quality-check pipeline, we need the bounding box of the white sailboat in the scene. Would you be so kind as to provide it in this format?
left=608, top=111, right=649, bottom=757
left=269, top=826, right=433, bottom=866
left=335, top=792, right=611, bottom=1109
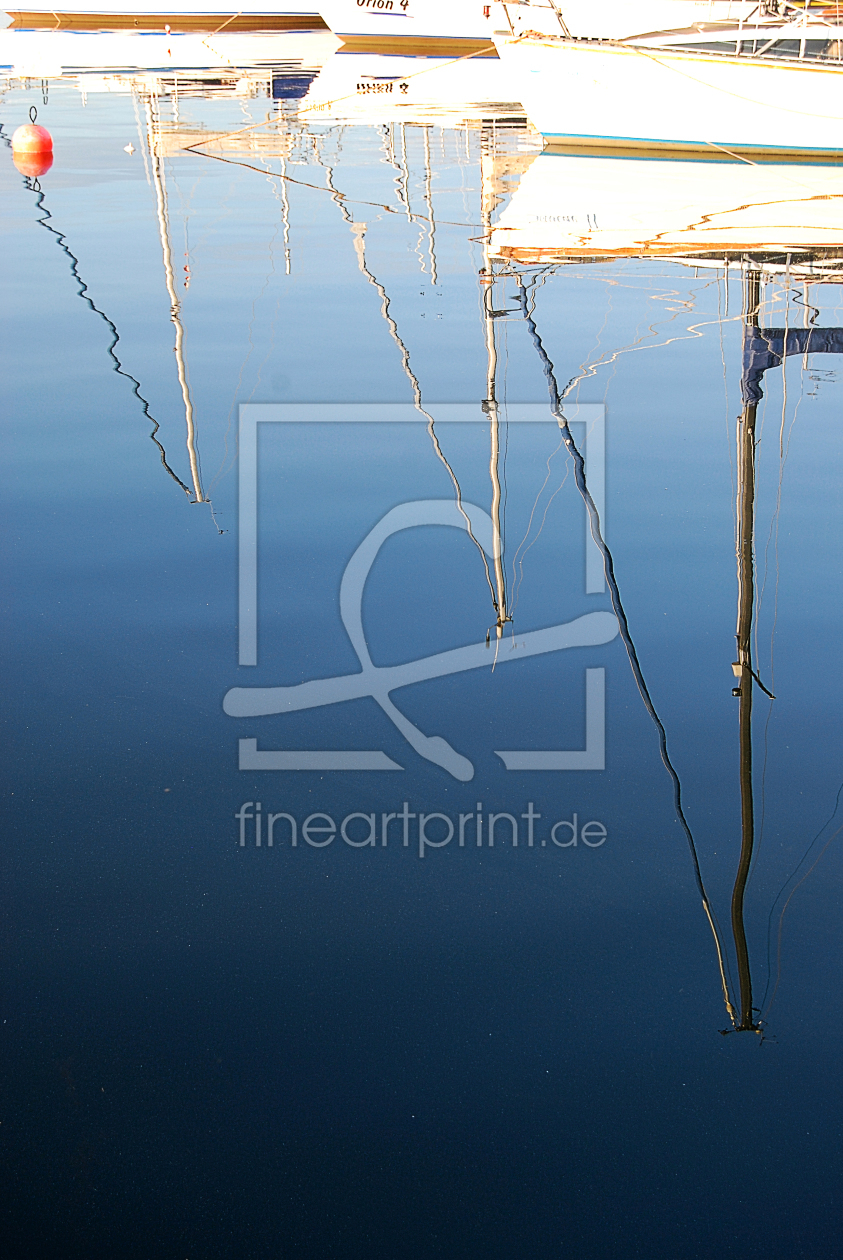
left=493, top=12, right=843, bottom=156
left=313, top=0, right=761, bottom=57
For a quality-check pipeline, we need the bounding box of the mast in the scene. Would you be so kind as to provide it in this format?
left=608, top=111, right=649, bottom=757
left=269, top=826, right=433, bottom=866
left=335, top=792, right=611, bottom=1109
left=730, top=266, right=761, bottom=1034
left=145, top=95, right=205, bottom=505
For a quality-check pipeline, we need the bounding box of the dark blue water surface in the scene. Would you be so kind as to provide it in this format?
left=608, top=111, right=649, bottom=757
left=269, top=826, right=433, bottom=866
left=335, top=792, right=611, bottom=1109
left=3, top=78, right=843, bottom=1260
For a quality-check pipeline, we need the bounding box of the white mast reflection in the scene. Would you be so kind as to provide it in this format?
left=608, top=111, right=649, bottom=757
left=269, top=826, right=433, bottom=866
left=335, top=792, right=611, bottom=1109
left=145, top=95, right=205, bottom=505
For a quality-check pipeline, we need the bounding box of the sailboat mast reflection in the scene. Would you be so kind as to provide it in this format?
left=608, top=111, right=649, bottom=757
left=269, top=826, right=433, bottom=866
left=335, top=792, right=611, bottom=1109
left=731, top=269, right=764, bottom=1034
left=481, top=173, right=510, bottom=641
left=480, top=122, right=543, bottom=640
left=316, top=127, right=503, bottom=628
left=144, top=95, right=206, bottom=505
left=730, top=262, right=843, bottom=1032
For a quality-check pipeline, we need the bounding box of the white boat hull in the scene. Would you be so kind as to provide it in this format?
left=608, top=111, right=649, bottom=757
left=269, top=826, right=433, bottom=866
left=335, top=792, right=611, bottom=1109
left=494, top=35, right=843, bottom=156
left=316, top=0, right=494, bottom=52
left=314, top=0, right=762, bottom=54
left=2, top=4, right=324, bottom=31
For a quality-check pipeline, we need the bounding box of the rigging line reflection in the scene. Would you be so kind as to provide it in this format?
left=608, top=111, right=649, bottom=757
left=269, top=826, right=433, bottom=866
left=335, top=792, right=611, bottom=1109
left=0, top=123, right=194, bottom=502
left=516, top=267, right=730, bottom=405
left=755, top=290, right=803, bottom=884
left=761, top=782, right=843, bottom=1021
left=764, top=819, right=843, bottom=1024
left=515, top=276, right=740, bottom=1028
left=181, top=139, right=481, bottom=228
left=131, top=87, right=152, bottom=188
left=318, top=155, right=499, bottom=619
left=756, top=291, right=814, bottom=869
left=508, top=436, right=570, bottom=620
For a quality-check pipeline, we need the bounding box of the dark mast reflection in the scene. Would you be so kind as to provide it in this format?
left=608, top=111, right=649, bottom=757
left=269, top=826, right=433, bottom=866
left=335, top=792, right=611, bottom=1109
left=513, top=238, right=843, bottom=1031
left=731, top=269, right=764, bottom=1034
left=733, top=263, right=843, bottom=1033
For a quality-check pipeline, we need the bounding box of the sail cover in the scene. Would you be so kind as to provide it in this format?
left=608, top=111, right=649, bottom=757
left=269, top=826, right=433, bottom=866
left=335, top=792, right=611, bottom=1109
left=743, top=326, right=843, bottom=402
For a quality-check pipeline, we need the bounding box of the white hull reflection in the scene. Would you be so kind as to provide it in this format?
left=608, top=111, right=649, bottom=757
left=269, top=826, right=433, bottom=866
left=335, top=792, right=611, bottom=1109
left=494, top=34, right=843, bottom=156
left=490, top=148, right=843, bottom=270
left=0, top=27, right=338, bottom=73
left=298, top=47, right=523, bottom=122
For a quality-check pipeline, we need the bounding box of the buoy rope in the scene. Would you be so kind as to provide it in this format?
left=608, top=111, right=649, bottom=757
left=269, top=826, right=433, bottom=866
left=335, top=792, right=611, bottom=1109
left=1, top=122, right=195, bottom=502
left=28, top=176, right=196, bottom=497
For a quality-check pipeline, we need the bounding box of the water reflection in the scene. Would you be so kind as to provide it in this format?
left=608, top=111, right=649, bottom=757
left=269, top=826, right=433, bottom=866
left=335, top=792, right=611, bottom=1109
left=732, top=271, right=843, bottom=1032
left=2, top=115, right=199, bottom=495
left=6, top=46, right=843, bottom=1030
left=5, top=43, right=843, bottom=1253
left=491, top=145, right=843, bottom=267
left=489, top=148, right=843, bottom=1031
left=298, top=47, right=522, bottom=124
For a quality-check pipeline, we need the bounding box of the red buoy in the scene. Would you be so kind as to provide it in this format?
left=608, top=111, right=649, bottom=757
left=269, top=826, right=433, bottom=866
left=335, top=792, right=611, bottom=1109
left=12, top=111, right=53, bottom=176
left=12, top=122, right=52, bottom=153
left=13, top=148, right=54, bottom=177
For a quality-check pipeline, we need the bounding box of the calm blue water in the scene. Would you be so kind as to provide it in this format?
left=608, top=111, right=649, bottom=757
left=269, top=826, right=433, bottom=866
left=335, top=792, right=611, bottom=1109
left=2, top=67, right=843, bottom=1259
